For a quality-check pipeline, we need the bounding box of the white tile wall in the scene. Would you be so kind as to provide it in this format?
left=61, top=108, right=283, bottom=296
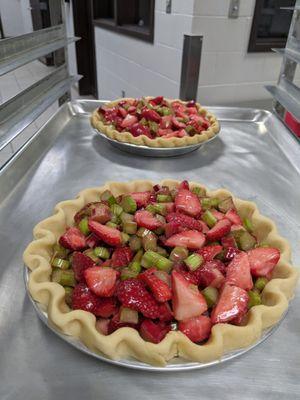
left=193, top=0, right=255, bottom=17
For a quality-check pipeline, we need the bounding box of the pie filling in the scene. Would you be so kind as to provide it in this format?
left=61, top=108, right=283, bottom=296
left=51, top=181, right=280, bottom=345
left=97, top=96, right=212, bottom=139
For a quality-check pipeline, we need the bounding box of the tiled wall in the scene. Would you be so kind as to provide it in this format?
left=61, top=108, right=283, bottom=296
left=94, top=0, right=295, bottom=106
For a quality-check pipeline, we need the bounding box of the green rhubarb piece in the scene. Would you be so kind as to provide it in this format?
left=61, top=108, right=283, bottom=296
left=140, top=117, right=148, bottom=126
left=106, top=221, right=118, bottom=229
left=136, top=227, right=152, bottom=237
left=53, top=243, right=69, bottom=258
left=237, top=231, right=256, bottom=251
left=83, top=249, right=99, bottom=262
left=142, top=233, right=157, bottom=251
left=110, top=203, right=123, bottom=217
left=52, top=268, right=76, bottom=287
left=169, top=246, right=189, bottom=262
left=51, top=257, right=70, bottom=270
left=121, top=195, right=137, bottom=214
left=248, top=290, right=262, bottom=308
left=202, top=210, right=217, bottom=228
left=210, top=198, right=220, bottom=207
left=202, top=286, right=218, bottom=308
left=218, top=196, right=234, bottom=213
left=149, top=121, right=159, bottom=133
left=243, top=217, right=254, bottom=233
left=157, top=194, right=172, bottom=203
left=120, top=212, right=134, bottom=223
left=110, top=214, right=121, bottom=224
left=129, top=235, right=142, bottom=251
left=184, top=253, right=204, bottom=271
left=94, top=246, right=110, bottom=259
left=254, top=277, right=268, bottom=292
left=133, top=249, right=144, bottom=263
left=121, top=232, right=130, bottom=244
left=120, top=307, right=139, bottom=324
left=129, top=261, right=141, bottom=273
left=123, top=221, right=138, bottom=234
left=120, top=268, right=139, bottom=280
left=101, top=190, right=116, bottom=206
left=192, top=186, right=206, bottom=197
left=146, top=203, right=167, bottom=216
left=170, top=189, right=177, bottom=200
left=141, top=250, right=173, bottom=272
left=185, top=125, right=194, bottom=134
left=257, top=242, right=270, bottom=248
left=157, top=106, right=171, bottom=116
left=78, top=217, right=90, bottom=236
left=64, top=286, right=73, bottom=307
left=156, top=246, right=168, bottom=257
left=201, top=198, right=212, bottom=210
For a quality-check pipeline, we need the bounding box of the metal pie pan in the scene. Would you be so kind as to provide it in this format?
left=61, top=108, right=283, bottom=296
left=24, top=267, right=287, bottom=372
left=94, top=129, right=218, bottom=157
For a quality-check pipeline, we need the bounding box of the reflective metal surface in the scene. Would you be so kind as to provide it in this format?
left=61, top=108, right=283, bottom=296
left=0, top=101, right=299, bottom=399
left=23, top=267, right=289, bottom=372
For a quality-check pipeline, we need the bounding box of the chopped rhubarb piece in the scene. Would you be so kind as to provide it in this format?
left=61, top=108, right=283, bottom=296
left=139, top=320, right=171, bottom=344
left=197, top=245, right=223, bottom=261
left=225, top=252, right=253, bottom=290
left=130, top=191, right=152, bottom=207
left=247, top=247, right=280, bottom=277
left=111, top=247, right=133, bottom=268
left=59, top=227, right=87, bottom=251
left=165, top=230, right=205, bottom=250
left=175, top=189, right=201, bottom=217
left=134, top=210, right=163, bottom=230
left=72, top=251, right=95, bottom=282
left=211, top=284, right=249, bottom=324
left=116, top=279, right=160, bottom=319
left=248, top=290, right=262, bottom=308
left=225, top=209, right=242, bottom=225
left=206, top=219, right=231, bottom=242
left=166, top=212, right=203, bottom=231
left=88, top=220, right=122, bottom=246
left=139, top=268, right=172, bottom=302
left=171, top=271, right=207, bottom=320
left=178, top=315, right=212, bottom=343
left=108, top=311, right=138, bottom=333
left=84, top=267, right=117, bottom=297
left=96, top=318, right=110, bottom=335
left=221, top=235, right=237, bottom=248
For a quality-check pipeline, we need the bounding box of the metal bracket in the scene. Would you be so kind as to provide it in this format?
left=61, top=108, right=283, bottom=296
left=228, top=0, right=240, bottom=18
left=166, top=0, right=172, bottom=14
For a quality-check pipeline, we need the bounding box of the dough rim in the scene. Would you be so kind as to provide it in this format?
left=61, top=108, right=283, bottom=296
left=91, top=98, right=220, bottom=148
left=23, top=180, right=299, bottom=367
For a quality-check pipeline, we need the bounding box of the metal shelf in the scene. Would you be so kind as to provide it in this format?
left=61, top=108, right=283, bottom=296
left=266, top=83, right=300, bottom=122
left=0, top=66, right=81, bottom=151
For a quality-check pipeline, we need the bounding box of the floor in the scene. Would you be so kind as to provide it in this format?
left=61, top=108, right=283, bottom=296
left=0, top=60, right=91, bottom=167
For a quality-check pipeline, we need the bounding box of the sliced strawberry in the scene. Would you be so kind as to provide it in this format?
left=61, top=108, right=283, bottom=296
left=172, top=116, right=186, bottom=129
left=164, top=202, right=175, bottom=213
left=139, top=268, right=172, bottom=303
left=206, top=219, right=231, bottom=242
left=150, top=96, right=164, bottom=105
left=116, top=279, right=160, bottom=319
left=197, top=261, right=225, bottom=288
left=72, top=283, right=103, bottom=316
left=130, top=123, right=151, bottom=138
left=84, top=267, right=117, bottom=297
left=171, top=271, right=207, bottom=320
left=88, top=220, right=122, bottom=246
left=177, top=129, right=187, bottom=137
left=221, top=235, right=237, bottom=248
left=247, top=247, right=280, bottom=277
left=178, top=180, right=189, bottom=190
left=199, top=220, right=209, bottom=234
left=225, top=209, right=242, bottom=225
left=95, top=318, right=110, bottom=335
left=111, top=247, right=133, bottom=268
left=210, top=209, right=225, bottom=221
left=197, top=245, right=223, bottom=261
left=178, top=315, right=212, bottom=343
left=141, top=108, right=161, bottom=123
left=118, top=107, right=127, bottom=118
left=121, top=114, right=138, bottom=128
left=175, top=189, right=201, bottom=217
left=165, top=221, right=181, bottom=238
left=223, top=246, right=241, bottom=262
left=211, top=284, right=249, bottom=324
left=95, top=297, right=117, bottom=318
left=165, top=230, right=205, bottom=250
left=59, top=227, right=87, bottom=251
left=166, top=212, right=203, bottom=231
left=90, top=203, right=112, bottom=224
left=172, top=262, right=199, bottom=285
left=108, top=310, right=138, bottom=334
left=171, top=101, right=186, bottom=113
left=130, top=191, right=151, bottom=208
left=134, top=210, right=163, bottom=230
left=159, top=115, right=173, bottom=129
left=158, top=302, right=173, bottom=322
left=139, top=320, right=171, bottom=344
left=101, top=259, right=111, bottom=268
left=225, top=252, right=253, bottom=290
left=72, top=251, right=95, bottom=282
left=157, top=128, right=173, bottom=136
left=86, top=233, right=101, bottom=248
left=127, top=105, right=137, bottom=113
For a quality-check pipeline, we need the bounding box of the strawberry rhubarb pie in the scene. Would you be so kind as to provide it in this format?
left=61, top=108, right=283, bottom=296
left=24, top=180, right=298, bottom=366
left=91, top=97, right=220, bottom=147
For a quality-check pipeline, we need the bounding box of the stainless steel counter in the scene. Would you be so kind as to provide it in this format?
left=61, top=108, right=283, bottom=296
left=0, top=101, right=299, bottom=399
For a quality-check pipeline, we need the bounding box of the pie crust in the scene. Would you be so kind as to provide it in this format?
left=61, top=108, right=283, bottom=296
left=23, top=180, right=298, bottom=367
left=91, top=98, right=220, bottom=148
